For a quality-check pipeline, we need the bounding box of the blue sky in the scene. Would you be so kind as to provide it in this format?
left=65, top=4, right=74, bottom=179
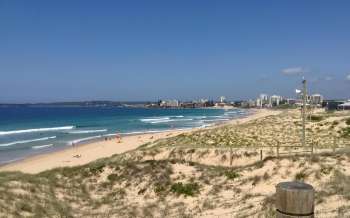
left=0, top=0, right=349, bottom=103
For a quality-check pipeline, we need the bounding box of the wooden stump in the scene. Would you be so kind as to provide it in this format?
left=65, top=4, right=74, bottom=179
left=276, top=181, right=314, bottom=218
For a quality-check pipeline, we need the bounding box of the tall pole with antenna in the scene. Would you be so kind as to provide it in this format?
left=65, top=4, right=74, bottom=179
left=302, top=79, right=307, bottom=147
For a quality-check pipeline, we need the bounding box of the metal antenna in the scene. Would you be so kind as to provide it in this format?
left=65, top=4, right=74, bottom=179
left=302, top=79, right=307, bottom=147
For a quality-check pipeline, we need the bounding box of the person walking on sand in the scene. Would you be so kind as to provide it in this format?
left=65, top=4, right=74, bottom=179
left=115, top=131, right=122, bottom=143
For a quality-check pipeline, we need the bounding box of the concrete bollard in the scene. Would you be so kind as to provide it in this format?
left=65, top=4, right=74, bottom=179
left=276, top=181, right=314, bottom=218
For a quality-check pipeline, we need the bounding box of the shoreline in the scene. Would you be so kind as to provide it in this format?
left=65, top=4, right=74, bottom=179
left=0, top=108, right=279, bottom=174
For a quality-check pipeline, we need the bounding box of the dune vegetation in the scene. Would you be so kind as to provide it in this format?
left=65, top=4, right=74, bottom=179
left=1, top=109, right=350, bottom=218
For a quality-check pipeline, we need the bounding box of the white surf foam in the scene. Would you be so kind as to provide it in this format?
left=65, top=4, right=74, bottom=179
left=149, top=120, right=173, bottom=124
left=103, top=133, right=117, bottom=137
left=191, top=116, right=207, bottom=119
left=140, top=117, right=170, bottom=122
left=0, top=126, right=75, bottom=136
left=68, top=135, right=102, bottom=145
left=199, top=124, right=212, bottom=128
left=0, top=136, right=56, bottom=147
left=68, top=129, right=107, bottom=134
left=201, top=118, right=229, bottom=121
left=121, top=128, right=192, bottom=135
left=121, top=130, right=165, bottom=135
left=210, top=115, right=227, bottom=118
left=149, top=118, right=193, bottom=124
left=32, top=144, right=53, bottom=149
left=225, top=111, right=238, bottom=114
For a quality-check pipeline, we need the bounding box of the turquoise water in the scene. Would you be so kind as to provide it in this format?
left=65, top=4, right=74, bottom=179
left=0, top=107, right=248, bottom=164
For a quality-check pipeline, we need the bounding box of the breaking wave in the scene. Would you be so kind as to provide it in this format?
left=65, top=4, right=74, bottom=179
left=32, top=144, right=53, bottom=149
left=149, top=118, right=193, bottom=124
left=0, top=126, right=75, bottom=136
left=140, top=117, right=170, bottom=122
left=68, top=129, right=107, bottom=134
left=68, top=135, right=103, bottom=145
left=0, top=136, right=56, bottom=147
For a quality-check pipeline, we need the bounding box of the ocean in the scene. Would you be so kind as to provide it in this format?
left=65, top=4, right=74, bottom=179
left=0, top=106, right=248, bottom=164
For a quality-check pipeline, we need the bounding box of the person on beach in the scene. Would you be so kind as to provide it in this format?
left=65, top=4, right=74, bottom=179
left=115, top=132, right=122, bottom=143
left=71, top=142, right=81, bottom=158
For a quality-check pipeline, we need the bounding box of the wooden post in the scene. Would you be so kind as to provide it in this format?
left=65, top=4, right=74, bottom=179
left=276, top=181, right=314, bottom=218
left=260, top=150, right=263, bottom=161
left=277, top=141, right=280, bottom=158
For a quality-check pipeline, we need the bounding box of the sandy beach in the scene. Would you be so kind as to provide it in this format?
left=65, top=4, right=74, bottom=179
left=0, top=109, right=278, bottom=174
left=1, top=108, right=350, bottom=217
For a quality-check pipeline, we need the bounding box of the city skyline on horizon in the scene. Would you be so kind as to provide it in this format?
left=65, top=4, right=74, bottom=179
left=1, top=1, right=350, bottom=103
left=0, top=90, right=345, bottom=105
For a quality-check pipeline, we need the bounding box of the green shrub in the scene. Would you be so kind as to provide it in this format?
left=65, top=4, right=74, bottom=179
left=295, top=171, right=307, bottom=181
left=15, top=201, right=32, bottom=212
left=225, top=171, right=241, bottom=180
left=88, top=162, right=105, bottom=174
left=346, top=118, right=350, bottom=125
left=107, top=174, right=119, bottom=182
left=320, top=166, right=333, bottom=175
left=138, top=188, right=147, bottom=195
left=263, top=172, right=270, bottom=181
left=170, top=182, right=200, bottom=196
left=342, top=127, right=350, bottom=138
left=154, top=185, right=166, bottom=195
left=310, top=115, right=323, bottom=122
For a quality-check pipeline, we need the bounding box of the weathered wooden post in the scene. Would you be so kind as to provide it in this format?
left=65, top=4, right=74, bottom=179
left=260, top=149, right=263, bottom=161
left=276, top=181, right=314, bottom=218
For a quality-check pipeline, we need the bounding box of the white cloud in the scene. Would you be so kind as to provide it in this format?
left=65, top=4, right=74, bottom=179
left=281, top=67, right=307, bottom=75
left=347, top=74, right=350, bottom=81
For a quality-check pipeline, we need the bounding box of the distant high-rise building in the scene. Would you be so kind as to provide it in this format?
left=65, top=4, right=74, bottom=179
left=199, top=99, right=208, bottom=104
left=159, top=100, right=179, bottom=107
left=259, top=94, right=269, bottom=102
left=220, top=96, right=226, bottom=103
left=310, top=94, right=323, bottom=105
left=256, top=98, right=262, bottom=108
left=269, top=95, right=282, bottom=106
left=257, top=94, right=269, bottom=107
